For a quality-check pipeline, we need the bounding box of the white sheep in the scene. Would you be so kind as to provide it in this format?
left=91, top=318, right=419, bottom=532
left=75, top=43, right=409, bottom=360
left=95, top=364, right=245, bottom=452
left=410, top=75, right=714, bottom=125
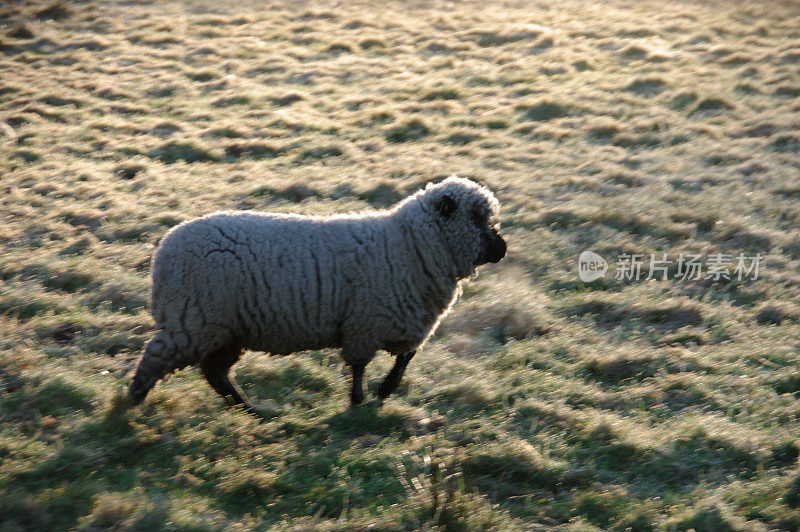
left=128, top=176, right=506, bottom=410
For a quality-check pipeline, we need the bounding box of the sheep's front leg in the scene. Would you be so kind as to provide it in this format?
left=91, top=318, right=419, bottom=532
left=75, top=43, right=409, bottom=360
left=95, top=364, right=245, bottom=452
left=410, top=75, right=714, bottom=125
left=350, top=362, right=366, bottom=406
left=343, top=344, right=375, bottom=407
left=377, top=351, right=416, bottom=401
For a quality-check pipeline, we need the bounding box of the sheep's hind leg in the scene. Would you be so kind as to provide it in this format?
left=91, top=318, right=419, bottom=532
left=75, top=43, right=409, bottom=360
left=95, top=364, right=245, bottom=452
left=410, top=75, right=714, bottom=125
left=128, top=330, right=184, bottom=405
left=377, top=351, right=416, bottom=401
left=199, top=345, right=253, bottom=412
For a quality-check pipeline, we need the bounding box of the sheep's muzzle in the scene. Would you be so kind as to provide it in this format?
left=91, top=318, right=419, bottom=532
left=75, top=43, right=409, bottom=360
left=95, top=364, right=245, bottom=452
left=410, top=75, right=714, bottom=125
left=478, top=228, right=506, bottom=265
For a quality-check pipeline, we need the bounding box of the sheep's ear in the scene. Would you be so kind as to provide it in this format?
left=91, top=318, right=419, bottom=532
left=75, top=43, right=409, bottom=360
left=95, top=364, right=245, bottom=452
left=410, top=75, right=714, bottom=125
left=437, top=195, right=458, bottom=218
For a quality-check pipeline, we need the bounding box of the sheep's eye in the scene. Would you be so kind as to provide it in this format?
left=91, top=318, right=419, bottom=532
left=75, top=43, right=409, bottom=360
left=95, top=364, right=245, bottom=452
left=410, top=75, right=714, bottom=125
left=437, top=195, right=457, bottom=217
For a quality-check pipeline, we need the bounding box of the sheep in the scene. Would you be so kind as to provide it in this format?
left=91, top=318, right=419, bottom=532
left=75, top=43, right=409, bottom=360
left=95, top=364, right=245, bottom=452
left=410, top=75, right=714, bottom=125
left=127, top=176, right=506, bottom=411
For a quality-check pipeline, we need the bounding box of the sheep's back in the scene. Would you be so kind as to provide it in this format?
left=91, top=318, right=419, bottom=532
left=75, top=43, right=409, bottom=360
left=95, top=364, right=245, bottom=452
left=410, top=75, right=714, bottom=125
left=150, top=211, right=386, bottom=352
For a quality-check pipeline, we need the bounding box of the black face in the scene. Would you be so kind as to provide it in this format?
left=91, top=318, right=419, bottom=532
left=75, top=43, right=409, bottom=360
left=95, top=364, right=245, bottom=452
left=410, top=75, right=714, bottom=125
left=472, top=209, right=506, bottom=266
left=484, top=227, right=507, bottom=264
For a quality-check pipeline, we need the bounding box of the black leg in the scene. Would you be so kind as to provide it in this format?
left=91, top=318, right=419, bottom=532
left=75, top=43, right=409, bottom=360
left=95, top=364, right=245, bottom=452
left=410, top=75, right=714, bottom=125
left=350, top=362, right=366, bottom=406
left=199, top=345, right=253, bottom=411
left=377, top=351, right=415, bottom=400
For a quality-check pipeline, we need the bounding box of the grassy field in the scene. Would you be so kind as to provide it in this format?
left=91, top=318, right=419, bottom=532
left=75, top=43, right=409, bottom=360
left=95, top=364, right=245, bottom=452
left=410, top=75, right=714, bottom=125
left=2, top=0, right=800, bottom=529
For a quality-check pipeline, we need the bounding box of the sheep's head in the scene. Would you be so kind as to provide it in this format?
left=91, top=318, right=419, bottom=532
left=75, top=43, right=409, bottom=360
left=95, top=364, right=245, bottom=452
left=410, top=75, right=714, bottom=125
left=417, top=176, right=506, bottom=279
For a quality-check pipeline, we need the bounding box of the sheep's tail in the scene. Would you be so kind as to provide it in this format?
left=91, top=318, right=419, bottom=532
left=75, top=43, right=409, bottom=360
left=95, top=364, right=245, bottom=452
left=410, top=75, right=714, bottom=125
left=128, top=330, right=180, bottom=405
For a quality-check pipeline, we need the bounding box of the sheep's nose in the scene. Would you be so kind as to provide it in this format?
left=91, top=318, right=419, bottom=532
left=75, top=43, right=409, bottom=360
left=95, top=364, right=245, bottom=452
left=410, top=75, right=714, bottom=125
left=488, top=234, right=506, bottom=263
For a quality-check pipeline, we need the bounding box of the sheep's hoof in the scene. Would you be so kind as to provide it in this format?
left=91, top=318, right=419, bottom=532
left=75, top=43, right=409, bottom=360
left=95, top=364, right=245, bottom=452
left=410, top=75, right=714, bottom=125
left=127, top=386, right=147, bottom=406
left=372, top=391, right=387, bottom=406
left=360, top=397, right=383, bottom=409
left=349, top=398, right=382, bottom=410
left=229, top=401, right=261, bottom=418
left=242, top=405, right=261, bottom=417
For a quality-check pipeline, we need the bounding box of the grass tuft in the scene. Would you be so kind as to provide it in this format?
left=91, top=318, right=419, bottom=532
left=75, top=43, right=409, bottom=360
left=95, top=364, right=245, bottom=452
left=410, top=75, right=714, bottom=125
left=271, top=92, right=305, bottom=106
left=35, top=2, right=70, bottom=20
left=113, top=164, right=145, bottom=180
left=385, top=117, right=431, bottom=142
left=772, top=134, right=800, bottom=153
left=297, top=145, right=344, bottom=161
left=689, top=96, right=735, bottom=115
left=755, top=302, right=799, bottom=325
left=149, top=141, right=217, bottom=164
left=625, top=76, right=668, bottom=95
left=421, top=88, right=460, bottom=101
left=517, top=100, right=572, bottom=121
left=224, top=142, right=284, bottom=160
left=584, top=354, right=660, bottom=382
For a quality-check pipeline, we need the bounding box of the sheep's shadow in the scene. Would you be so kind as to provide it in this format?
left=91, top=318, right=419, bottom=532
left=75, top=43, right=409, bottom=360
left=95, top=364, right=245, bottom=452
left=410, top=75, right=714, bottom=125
left=235, top=352, right=415, bottom=441
left=324, top=402, right=413, bottom=442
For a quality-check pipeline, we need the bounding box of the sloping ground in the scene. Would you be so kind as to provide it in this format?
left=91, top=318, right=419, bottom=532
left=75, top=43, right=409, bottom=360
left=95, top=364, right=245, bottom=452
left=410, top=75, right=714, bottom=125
left=2, top=0, right=800, bottom=529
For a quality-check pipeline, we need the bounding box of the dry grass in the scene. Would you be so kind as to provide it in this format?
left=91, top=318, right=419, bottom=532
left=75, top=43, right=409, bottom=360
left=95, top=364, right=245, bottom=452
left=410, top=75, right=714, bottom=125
left=3, top=0, right=800, bottom=529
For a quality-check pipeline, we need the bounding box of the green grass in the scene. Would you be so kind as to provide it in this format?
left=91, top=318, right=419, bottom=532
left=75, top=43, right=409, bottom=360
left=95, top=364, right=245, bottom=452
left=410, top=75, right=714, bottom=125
left=2, top=0, right=800, bottom=529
